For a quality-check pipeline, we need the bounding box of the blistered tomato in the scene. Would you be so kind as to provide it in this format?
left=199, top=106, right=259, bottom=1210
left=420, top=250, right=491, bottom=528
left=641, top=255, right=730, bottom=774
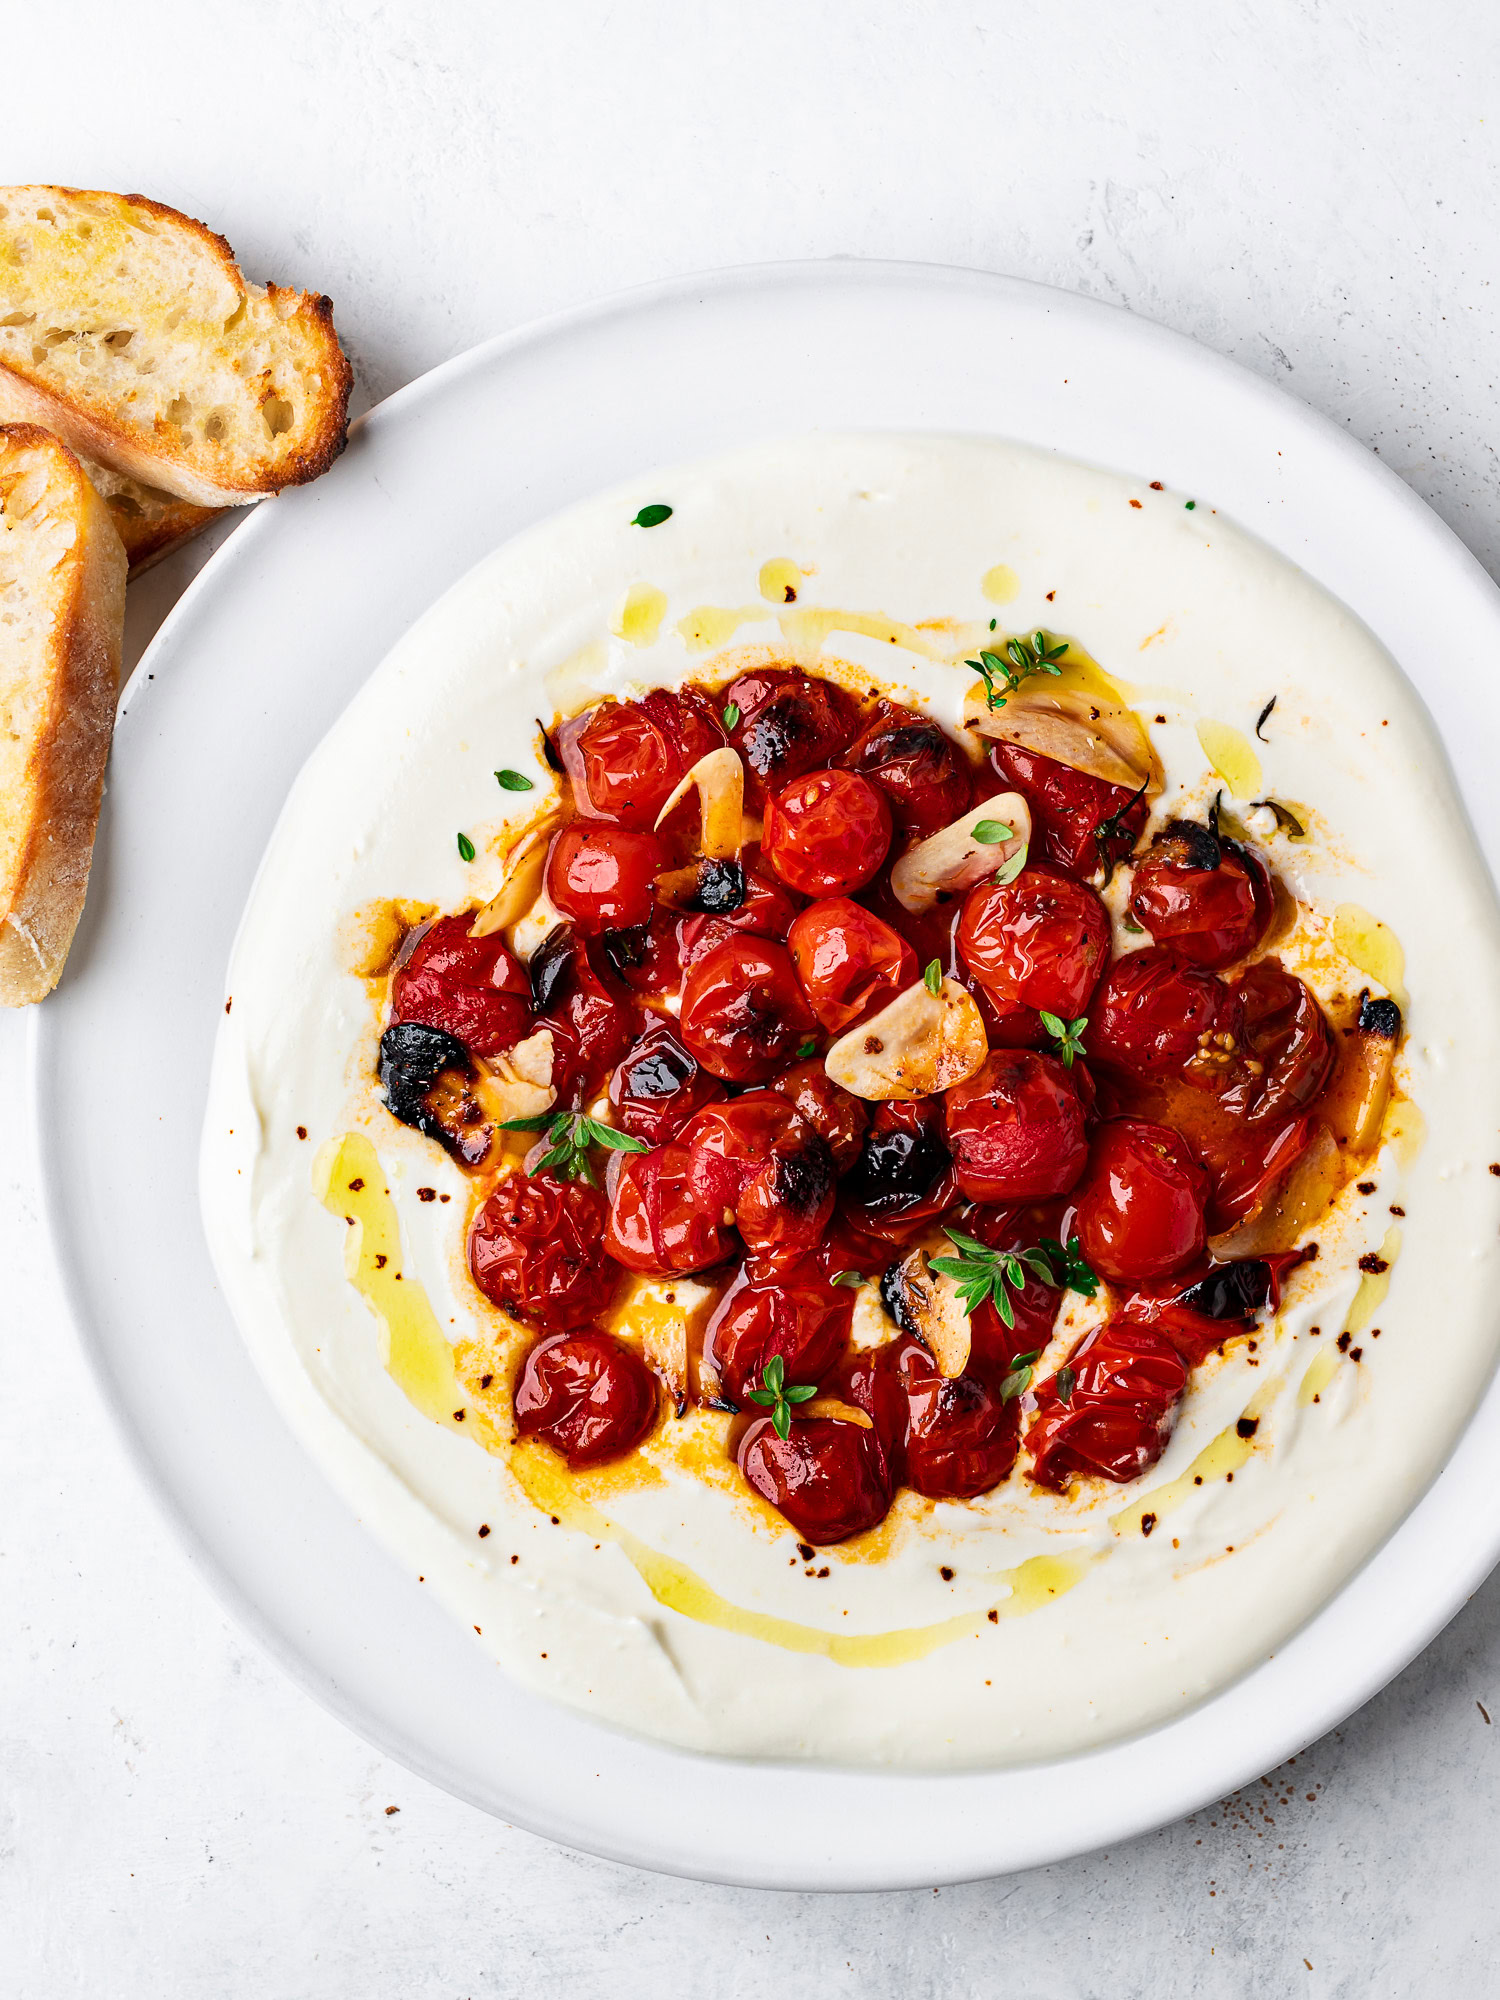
left=560, top=687, right=725, bottom=828
left=989, top=738, right=1149, bottom=881
left=787, top=896, right=917, bottom=1032
left=545, top=823, right=664, bottom=935
left=1072, top=1118, right=1210, bottom=1285
left=769, top=1059, right=869, bottom=1169
left=608, top=1018, right=726, bottom=1145
left=514, top=1330, right=659, bottom=1466
left=1026, top=1322, right=1187, bottom=1490
left=724, top=666, right=855, bottom=804
left=702, top=1268, right=851, bottom=1405
left=468, top=1171, right=619, bottom=1330
left=1127, top=820, right=1272, bottom=968
left=762, top=769, right=893, bottom=898
left=528, top=925, right=638, bottom=1105
left=943, top=1050, right=1090, bottom=1203
left=390, top=913, right=532, bottom=1057
left=678, top=934, right=817, bottom=1083
left=681, top=1096, right=835, bottom=1257
left=1226, top=958, right=1335, bottom=1128
left=737, top=1414, right=892, bottom=1545
left=840, top=701, right=973, bottom=838
left=957, top=867, right=1111, bottom=1018
left=1085, top=946, right=1242, bottom=1084
left=603, top=1143, right=734, bottom=1274
left=675, top=845, right=805, bottom=970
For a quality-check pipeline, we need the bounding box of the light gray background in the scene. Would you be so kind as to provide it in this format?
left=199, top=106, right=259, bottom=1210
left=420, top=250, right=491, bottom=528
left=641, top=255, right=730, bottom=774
left=4, top=3, right=1498, bottom=1994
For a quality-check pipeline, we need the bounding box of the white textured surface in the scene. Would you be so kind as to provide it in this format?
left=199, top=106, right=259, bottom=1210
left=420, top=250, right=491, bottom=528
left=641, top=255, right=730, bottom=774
left=4, top=2, right=1500, bottom=1992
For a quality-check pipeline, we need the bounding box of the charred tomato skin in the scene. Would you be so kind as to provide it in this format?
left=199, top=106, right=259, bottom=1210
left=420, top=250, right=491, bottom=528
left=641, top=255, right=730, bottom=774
left=943, top=1049, right=1091, bottom=1203
left=678, top=934, right=818, bottom=1083
left=737, top=1414, right=892, bottom=1545
left=545, top=823, right=664, bottom=935
left=1072, top=1118, right=1210, bottom=1285
left=681, top=1096, right=836, bottom=1257
left=840, top=700, right=974, bottom=838
left=989, top=739, right=1149, bottom=881
left=529, top=925, right=638, bottom=1107
left=1127, top=820, right=1273, bottom=968
left=769, top=1058, right=869, bottom=1169
left=468, top=1171, right=620, bottom=1330
left=1085, top=945, right=1242, bottom=1083
left=389, top=913, right=532, bottom=1057
left=1026, top=1322, right=1187, bottom=1490
left=788, top=896, right=918, bottom=1033
left=853, top=1336, right=1021, bottom=1501
left=724, top=667, right=856, bottom=804
left=608, top=1018, right=726, bottom=1145
left=762, top=768, right=894, bottom=899
left=957, top=866, right=1112, bottom=1018
left=514, top=1330, right=659, bottom=1466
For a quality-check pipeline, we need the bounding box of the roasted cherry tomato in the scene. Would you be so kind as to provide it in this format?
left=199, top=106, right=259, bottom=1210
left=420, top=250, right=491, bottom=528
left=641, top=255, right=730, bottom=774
left=841, top=1098, right=959, bottom=1236
left=1121, top=1252, right=1300, bottom=1367
left=545, top=823, right=664, bottom=936
left=1127, top=819, right=1273, bottom=968
left=682, top=1096, right=836, bottom=1257
left=1202, top=1114, right=1319, bottom=1233
left=608, top=1018, right=725, bottom=1145
left=1085, top=945, right=1242, bottom=1084
left=560, top=687, right=725, bottom=828
left=529, top=925, right=638, bottom=1105
left=957, top=867, right=1111, bottom=1018
left=468, top=1171, right=619, bottom=1330
left=763, top=769, right=893, bottom=898
left=894, top=1340, right=1022, bottom=1500
left=1026, top=1322, right=1187, bottom=1490
left=1226, top=958, right=1335, bottom=1128
left=702, top=1268, right=852, bottom=1405
left=943, top=1050, right=1090, bottom=1203
left=1072, top=1118, right=1209, bottom=1285
left=840, top=701, right=973, bottom=838
left=603, top=1142, right=734, bottom=1274
left=599, top=910, right=682, bottom=997
left=676, top=845, right=806, bottom=970
left=770, top=1058, right=869, bottom=1169
left=787, top=896, right=917, bottom=1032
left=390, top=913, right=532, bottom=1057
left=737, top=1414, right=892, bottom=1545
left=956, top=1207, right=1067, bottom=1364
left=989, top=739, right=1149, bottom=880
left=514, top=1330, right=659, bottom=1466
left=724, top=666, right=856, bottom=805
left=678, top=934, right=817, bottom=1083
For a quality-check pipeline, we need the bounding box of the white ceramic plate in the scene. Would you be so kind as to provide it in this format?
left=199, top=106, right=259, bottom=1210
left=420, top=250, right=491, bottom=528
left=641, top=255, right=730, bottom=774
left=32, top=262, right=1500, bottom=1889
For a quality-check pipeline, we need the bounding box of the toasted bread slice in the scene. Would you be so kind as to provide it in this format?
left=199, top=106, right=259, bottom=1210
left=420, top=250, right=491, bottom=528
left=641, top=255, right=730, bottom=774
left=0, top=423, right=127, bottom=1004
left=77, top=456, right=221, bottom=576
left=0, top=188, right=352, bottom=508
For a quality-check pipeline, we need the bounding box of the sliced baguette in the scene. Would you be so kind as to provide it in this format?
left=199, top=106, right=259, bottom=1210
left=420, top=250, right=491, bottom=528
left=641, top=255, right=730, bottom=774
left=0, top=423, right=127, bottom=1004
left=76, top=455, right=221, bottom=576
left=0, top=187, right=352, bottom=508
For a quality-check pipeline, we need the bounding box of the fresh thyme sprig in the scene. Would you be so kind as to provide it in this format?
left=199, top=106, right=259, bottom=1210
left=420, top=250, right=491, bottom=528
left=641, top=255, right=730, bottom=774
left=499, top=1108, right=647, bottom=1186
left=930, top=1228, right=1099, bottom=1330
left=745, top=1353, right=817, bottom=1440
left=965, top=630, right=1069, bottom=711
left=1039, top=1011, right=1088, bottom=1068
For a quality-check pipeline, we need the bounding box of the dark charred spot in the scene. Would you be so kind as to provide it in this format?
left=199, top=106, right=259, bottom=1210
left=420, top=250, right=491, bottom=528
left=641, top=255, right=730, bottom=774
left=1236, top=1417, right=1260, bottom=1439
left=1174, top=1260, right=1274, bottom=1321
left=1358, top=993, right=1402, bottom=1040
left=529, top=924, right=578, bottom=1013
left=846, top=1123, right=951, bottom=1220
left=769, top=1137, right=835, bottom=1219
left=378, top=1021, right=490, bottom=1164
left=600, top=924, right=649, bottom=974
left=537, top=719, right=564, bottom=772
left=1159, top=816, right=1223, bottom=872
left=621, top=1040, right=697, bottom=1100
left=1358, top=1252, right=1390, bottom=1275
left=742, top=697, right=820, bottom=782
left=687, top=858, right=747, bottom=914
left=858, top=721, right=947, bottom=770
left=879, top=1259, right=916, bottom=1333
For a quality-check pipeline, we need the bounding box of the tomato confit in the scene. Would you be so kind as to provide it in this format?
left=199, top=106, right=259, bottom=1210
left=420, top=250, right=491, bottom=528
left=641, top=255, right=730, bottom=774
left=371, top=653, right=1401, bottom=1546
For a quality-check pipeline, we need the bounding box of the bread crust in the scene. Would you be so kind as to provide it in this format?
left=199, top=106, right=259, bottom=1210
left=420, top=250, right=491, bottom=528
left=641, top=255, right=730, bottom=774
left=0, top=188, right=353, bottom=508
left=0, top=424, right=127, bottom=1004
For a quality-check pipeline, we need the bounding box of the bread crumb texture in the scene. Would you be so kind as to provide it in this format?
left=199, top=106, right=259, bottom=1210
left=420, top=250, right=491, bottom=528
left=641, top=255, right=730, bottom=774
left=0, top=188, right=352, bottom=507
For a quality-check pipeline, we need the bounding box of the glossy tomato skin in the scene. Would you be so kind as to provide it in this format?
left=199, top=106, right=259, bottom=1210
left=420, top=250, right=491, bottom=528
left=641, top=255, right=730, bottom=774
left=468, top=1172, right=619, bottom=1330
left=678, top=934, right=817, bottom=1083
left=737, top=1414, right=892, bottom=1545
left=840, top=1098, right=960, bottom=1238
left=602, top=1143, right=734, bottom=1274
left=599, top=910, right=682, bottom=997
left=1203, top=1114, right=1318, bottom=1233
left=1072, top=1118, right=1210, bottom=1285
left=1026, top=1322, right=1187, bottom=1489
left=944, top=1050, right=1090, bottom=1203
left=529, top=926, right=638, bottom=1106
left=770, top=1059, right=869, bottom=1169
left=852, top=1336, right=1021, bottom=1500
left=675, top=845, right=805, bottom=971
left=681, top=1096, right=836, bottom=1257
left=763, top=769, right=893, bottom=898
left=989, top=739, right=1149, bottom=881
left=514, top=1331, right=659, bottom=1466
left=608, top=1018, right=725, bottom=1145
left=561, top=688, right=725, bottom=828
left=702, top=1267, right=852, bottom=1405
left=545, top=823, right=664, bottom=936
left=390, top=914, right=532, bottom=1058
left=1225, top=958, right=1335, bottom=1128
left=1121, top=1252, right=1298, bottom=1367
left=957, top=867, right=1111, bottom=1018
left=1085, top=946, right=1242, bottom=1084
left=788, top=896, right=917, bottom=1032
left=724, top=667, right=856, bottom=805
left=1127, top=821, right=1273, bottom=968
left=840, top=701, right=974, bottom=838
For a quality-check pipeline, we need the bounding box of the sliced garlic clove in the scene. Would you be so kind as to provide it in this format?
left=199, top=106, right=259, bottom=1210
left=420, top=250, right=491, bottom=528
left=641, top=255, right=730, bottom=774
left=963, top=683, right=1161, bottom=796
left=476, top=1028, right=556, bottom=1125
left=801, top=1397, right=874, bottom=1429
left=824, top=976, right=988, bottom=1100
left=468, top=819, right=560, bottom=938
left=884, top=1247, right=972, bottom=1378
left=890, top=793, right=1031, bottom=914
left=654, top=744, right=745, bottom=861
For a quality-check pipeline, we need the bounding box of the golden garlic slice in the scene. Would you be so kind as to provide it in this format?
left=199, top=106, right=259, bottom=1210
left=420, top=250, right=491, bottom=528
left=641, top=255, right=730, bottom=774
left=654, top=744, right=745, bottom=861
left=468, top=819, right=559, bottom=938
left=889, top=793, right=1031, bottom=914
left=825, top=977, right=988, bottom=1100
left=476, top=1028, right=556, bottom=1125
left=886, top=1248, right=972, bottom=1378
left=963, top=683, right=1161, bottom=796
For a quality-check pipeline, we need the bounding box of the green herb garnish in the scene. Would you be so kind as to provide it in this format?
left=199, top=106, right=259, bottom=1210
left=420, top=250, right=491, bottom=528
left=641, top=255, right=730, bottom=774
left=631, top=503, right=673, bottom=528
left=722, top=701, right=741, bottom=732
left=923, top=958, right=942, bottom=997
left=971, top=819, right=1016, bottom=845
left=992, top=843, right=1028, bottom=886
left=456, top=831, right=476, bottom=862
left=1185, top=499, right=1197, bottom=511
left=1057, top=1364, right=1077, bottom=1406
left=832, top=1270, right=867, bottom=1289
left=931, top=1228, right=1098, bottom=1329
left=964, top=630, right=1069, bottom=712
left=495, top=769, right=533, bottom=792
left=999, top=1349, right=1043, bottom=1402
left=1039, top=1011, right=1088, bottom=1068
left=795, top=1037, right=819, bottom=1060
left=745, top=1352, right=817, bottom=1440
left=500, top=1109, right=647, bottom=1186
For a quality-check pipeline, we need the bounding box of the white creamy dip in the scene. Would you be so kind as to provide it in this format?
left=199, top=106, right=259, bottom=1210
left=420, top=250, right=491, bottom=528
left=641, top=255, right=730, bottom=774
left=200, top=433, right=1500, bottom=1767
